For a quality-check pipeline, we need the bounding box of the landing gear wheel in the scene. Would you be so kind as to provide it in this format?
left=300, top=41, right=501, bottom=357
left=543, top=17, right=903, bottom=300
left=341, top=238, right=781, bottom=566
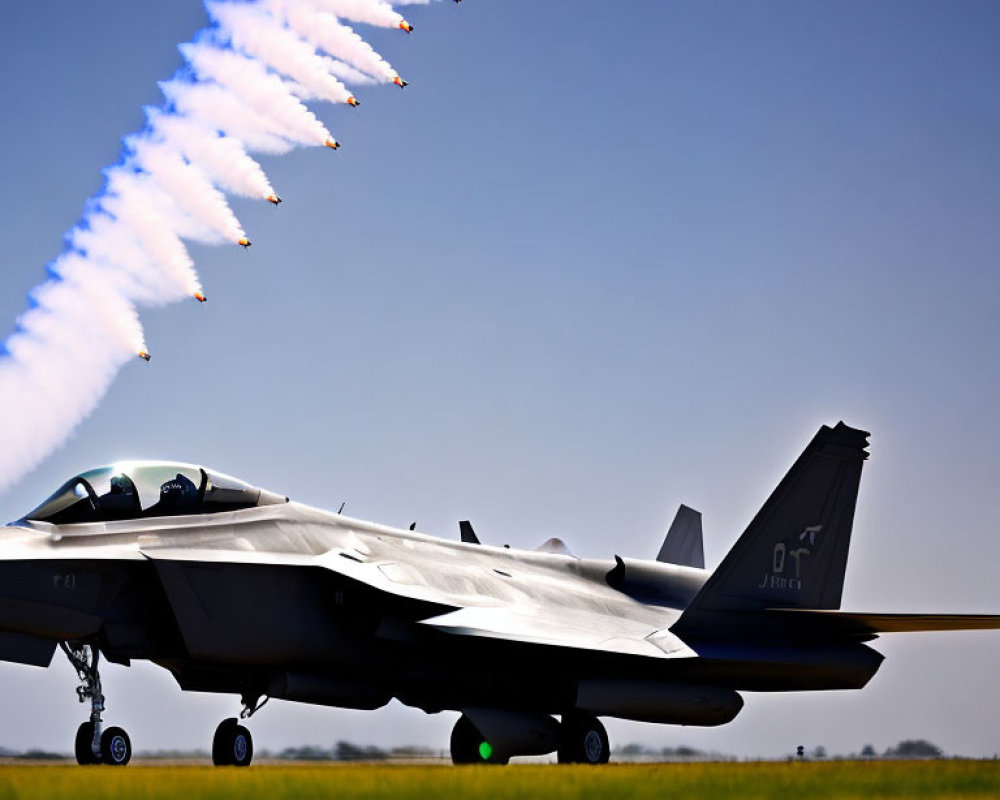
left=231, top=725, right=252, bottom=767
left=212, top=718, right=236, bottom=766
left=450, top=714, right=508, bottom=765
left=63, top=644, right=111, bottom=767
left=74, top=722, right=100, bottom=765
left=557, top=713, right=609, bottom=764
left=213, top=718, right=253, bottom=767
left=100, top=726, right=131, bottom=766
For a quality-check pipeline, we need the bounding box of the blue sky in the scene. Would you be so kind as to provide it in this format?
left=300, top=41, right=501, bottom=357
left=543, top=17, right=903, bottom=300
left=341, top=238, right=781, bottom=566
left=0, top=0, right=998, bottom=758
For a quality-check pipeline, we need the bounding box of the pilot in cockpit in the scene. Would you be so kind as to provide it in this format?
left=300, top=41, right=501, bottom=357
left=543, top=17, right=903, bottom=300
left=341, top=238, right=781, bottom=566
left=149, top=473, right=199, bottom=516
left=97, top=474, right=140, bottom=520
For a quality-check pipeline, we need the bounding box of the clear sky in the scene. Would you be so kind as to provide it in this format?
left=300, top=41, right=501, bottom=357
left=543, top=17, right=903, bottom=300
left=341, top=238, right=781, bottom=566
left=0, top=0, right=998, bottom=759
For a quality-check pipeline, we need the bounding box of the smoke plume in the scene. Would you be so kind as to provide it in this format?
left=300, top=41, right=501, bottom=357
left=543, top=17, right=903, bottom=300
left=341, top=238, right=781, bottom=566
left=0, top=0, right=438, bottom=492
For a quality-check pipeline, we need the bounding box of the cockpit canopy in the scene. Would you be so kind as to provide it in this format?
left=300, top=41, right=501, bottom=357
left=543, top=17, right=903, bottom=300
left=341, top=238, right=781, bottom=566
left=20, top=461, right=287, bottom=525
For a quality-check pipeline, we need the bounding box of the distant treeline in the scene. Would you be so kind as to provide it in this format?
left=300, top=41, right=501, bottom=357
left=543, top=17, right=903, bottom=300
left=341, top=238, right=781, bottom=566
left=0, top=748, right=69, bottom=761
left=612, top=739, right=948, bottom=761
left=271, top=742, right=442, bottom=761
left=0, top=738, right=960, bottom=762
left=612, top=744, right=729, bottom=761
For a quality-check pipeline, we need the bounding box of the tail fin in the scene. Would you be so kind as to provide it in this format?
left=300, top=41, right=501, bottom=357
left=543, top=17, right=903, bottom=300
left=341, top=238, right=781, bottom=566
left=657, top=505, right=705, bottom=568
left=675, top=422, right=869, bottom=632
left=459, top=520, right=481, bottom=545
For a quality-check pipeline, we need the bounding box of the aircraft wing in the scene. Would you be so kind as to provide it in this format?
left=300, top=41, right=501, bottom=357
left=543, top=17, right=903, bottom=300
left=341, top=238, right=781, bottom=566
left=420, top=606, right=696, bottom=660
left=135, top=509, right=692, bottom=660
left=767, top=609, right=1000, bottom=635
left=141, top=540, right=692, bottom=658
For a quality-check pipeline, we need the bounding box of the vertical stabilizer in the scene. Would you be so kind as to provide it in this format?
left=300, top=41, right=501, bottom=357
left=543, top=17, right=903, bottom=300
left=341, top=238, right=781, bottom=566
left=459, top=520, right=481, bottom=545
left=674, top=422, right=869, bottom=635
left=657, top=505, right=705, bottom=568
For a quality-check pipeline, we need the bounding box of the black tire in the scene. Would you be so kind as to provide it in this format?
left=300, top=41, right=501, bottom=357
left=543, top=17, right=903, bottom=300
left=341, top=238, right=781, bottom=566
left=213, top=718, right=253, bottom=767
left=557, top=713, right=609, bottom=764
left=212, top=718, right=237, bottom=766
left=450, top=715, right=508, bottom=765
left=100, top=726, right=132, bottom=766
left=74, top=722, right=100, bottom=765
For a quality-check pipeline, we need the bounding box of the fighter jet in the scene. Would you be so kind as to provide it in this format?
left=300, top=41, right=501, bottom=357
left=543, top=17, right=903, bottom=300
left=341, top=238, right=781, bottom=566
left=136, top=350, right=151, bottom=362
left=392, top=76, right=408, bottom=89
left=1, top=423, right=997, bottom=766
left=398, top=20, right=413, bottom=33
left=237, top=237, right=251, bottom=248
left=324, top=138, right=341, bottom=150
left=265, top=195, right=281, bottom=206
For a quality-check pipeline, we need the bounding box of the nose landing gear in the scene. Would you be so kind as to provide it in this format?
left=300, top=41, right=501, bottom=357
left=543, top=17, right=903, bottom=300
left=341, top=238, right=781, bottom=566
left=61, top=642, right=132, bottom=766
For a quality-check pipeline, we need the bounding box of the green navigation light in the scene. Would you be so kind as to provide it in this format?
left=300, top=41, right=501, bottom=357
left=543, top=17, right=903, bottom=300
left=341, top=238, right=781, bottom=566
left=478, top=741, right=493, bottom=761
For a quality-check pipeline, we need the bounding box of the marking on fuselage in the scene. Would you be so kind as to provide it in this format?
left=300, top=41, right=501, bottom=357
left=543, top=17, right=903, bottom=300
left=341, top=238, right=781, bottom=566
left=52, top=572, right=77, bottom=590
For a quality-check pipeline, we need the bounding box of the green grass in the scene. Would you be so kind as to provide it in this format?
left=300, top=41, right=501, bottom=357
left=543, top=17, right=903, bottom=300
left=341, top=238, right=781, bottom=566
left=0, top=761, right=997, bottom=800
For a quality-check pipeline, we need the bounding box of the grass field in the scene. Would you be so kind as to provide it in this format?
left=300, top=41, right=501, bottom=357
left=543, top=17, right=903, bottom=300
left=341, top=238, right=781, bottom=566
left=0, top=760, right=997, bottom=800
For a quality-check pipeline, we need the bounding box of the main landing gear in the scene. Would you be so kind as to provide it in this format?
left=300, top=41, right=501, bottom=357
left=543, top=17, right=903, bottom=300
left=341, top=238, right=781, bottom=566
left=556, top=712, right=610, bottom=764
left=448, top=711, right=610, bottom=765
left=61, top=643, right=132, bottom=766
left=212, top=718, right=253, bottom=767
left=212, top=693, right=266, bottom=766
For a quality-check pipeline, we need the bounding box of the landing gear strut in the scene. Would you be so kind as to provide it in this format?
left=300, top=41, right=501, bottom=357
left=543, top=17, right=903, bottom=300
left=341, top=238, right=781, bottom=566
left=61, top=642, right=131, bottom=766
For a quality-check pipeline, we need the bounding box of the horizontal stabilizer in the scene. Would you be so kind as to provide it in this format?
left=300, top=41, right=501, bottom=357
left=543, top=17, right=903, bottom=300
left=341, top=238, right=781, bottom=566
left=767, top=609, right=1000, bottom=636
left=657, top=504, right=704, bottom=568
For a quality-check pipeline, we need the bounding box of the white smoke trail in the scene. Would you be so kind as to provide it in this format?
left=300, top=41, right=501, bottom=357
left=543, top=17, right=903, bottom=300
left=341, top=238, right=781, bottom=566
left=95, top=190, right=205, bottom=302
left=125, top=139, right=247, bottom=245
left=305, top=0, right=410, bottom=31
left=0, top=267, right=146, bottom=489
left=145, top=109, right=278, bottom=201
left=180, top=42, right=336, bottom=144
left=0, top=0, right=447, bottom=492
left=319, top=57, right=378, bottom=87
left=68, top=212, right=196, bottom=305
left=208, top=2, right=356, bottom=105
left=281, top=6, right=400, bottom=83
left=159, top=79, right=299, bottom=154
